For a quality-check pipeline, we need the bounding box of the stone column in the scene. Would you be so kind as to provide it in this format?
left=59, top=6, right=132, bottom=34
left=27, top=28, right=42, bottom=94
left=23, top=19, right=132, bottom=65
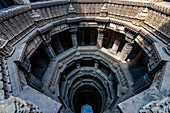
left=97, top=27, right=105, bottom=49
left=94, top=60, right=99, bottom=69
left=56, top=35, right=64, bottom=53
left=119, top=42, right=133, bottom=61
left=26, top=73, right=43, bottom=92
left=44, top=44, right=56, bottom=61
left=69, top=26, right=78, bottom=48
left=108, top=73, right=116, bottom=99
left=112, top=36, right=120, bottom=54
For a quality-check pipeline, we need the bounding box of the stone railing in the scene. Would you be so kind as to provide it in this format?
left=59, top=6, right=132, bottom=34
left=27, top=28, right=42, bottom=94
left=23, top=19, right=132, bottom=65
left=0, top=5, right=36, bottom=56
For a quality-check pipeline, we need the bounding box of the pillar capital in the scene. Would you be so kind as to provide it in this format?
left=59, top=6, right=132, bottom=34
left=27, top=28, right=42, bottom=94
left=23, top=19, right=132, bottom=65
left=119, top=42, right=133, bottom=61
left=39, top=32, right=52, bottom=46
left=125, top=28, right=136, bottom=44
left=69, top=25, right=78, bottom=33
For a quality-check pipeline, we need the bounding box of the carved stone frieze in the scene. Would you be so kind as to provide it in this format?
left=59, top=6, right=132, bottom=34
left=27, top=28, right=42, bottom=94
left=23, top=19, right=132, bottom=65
left=68, top=3, right=76, bottom=18
left=14, top=0, right=30, bottom=4
left=0, top=40, right=15, bottom=57
left=139, top=97, right=170, bottom=113
left=165, top=44, right=170, bottom=56
left=0, top=57, right=12, bottom=100
left=31, top=10, right=44, bottom=27
left=0, top=96, right=42, bottom=113
left=100, top=3, right=109, bottom=17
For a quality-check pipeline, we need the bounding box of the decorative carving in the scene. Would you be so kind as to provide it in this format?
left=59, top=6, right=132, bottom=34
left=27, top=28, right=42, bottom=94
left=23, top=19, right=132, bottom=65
left=0, top=40, right=15, bottom=57
left=31, top=10, right=44, bottom=27
left=165, top=44, right=170, bottom=56
left=0, top=57, right=12, bottom=100
left=100, top=3, right=109, bottom=17
left=68, top=3, right=76, bottom=18
left=69, top=25, right=78, bottom=48
left=139, top=97, right=170, bottom=113
left=97, top=27, right=105, bottom=48
left=0, top=96, right=42, bottom=113
left=136, top=8, right=148, bottom=20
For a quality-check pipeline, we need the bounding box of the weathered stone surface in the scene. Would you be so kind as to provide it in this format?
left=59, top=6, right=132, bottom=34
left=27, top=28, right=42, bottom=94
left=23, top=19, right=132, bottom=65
left=0, top=96, right=41, bottom=113
left=18, top=86, right=62, bottom=113
left=118, top=87, right=165, bottom=113
left=139, top=97, right=170, bottom=113
left=160, top=62, right=170, bottom=97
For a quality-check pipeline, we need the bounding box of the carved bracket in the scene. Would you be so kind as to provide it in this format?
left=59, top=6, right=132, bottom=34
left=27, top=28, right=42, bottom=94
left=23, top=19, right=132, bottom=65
left=0, top=40, right=15, bottom=57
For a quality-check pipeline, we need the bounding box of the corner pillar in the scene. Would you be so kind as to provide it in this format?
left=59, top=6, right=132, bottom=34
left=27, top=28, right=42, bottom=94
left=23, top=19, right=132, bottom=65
left=119, top=41, right=133, bottom=61
left=44, top=44, right=56, bottom=61
left=119, top=29, right=136, bottom=60
left=97, top=27, right=105, bottom=49
left=94, top=60, right=99, bottom=69
left=40, top=33, right=56, bottom=61
left=69, top=26, right=78, bottom=48
left=112, top=36, right=121, bottom=54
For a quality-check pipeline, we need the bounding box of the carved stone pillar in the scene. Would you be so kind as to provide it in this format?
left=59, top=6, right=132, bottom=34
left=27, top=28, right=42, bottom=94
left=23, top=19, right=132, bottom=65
left=69, top=26, right=78, bottom=48
left=94, top=60, right=99, bottom=69
left=108, top=73, right=116, bottom=99
left=56, top=35, right=64, bottom=53
left=97, top=27, right=105, bottom=49
left=112, top=36, right=120, bottom=54
left=26, top=73, right=43, bottom=92
left=0, top=41, right=15, bottom=57
left=44, top=44, right=56, bottom=61
left=119, top=41, right=133, bottom=61
left=119, top=29, right=136, bottom=60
